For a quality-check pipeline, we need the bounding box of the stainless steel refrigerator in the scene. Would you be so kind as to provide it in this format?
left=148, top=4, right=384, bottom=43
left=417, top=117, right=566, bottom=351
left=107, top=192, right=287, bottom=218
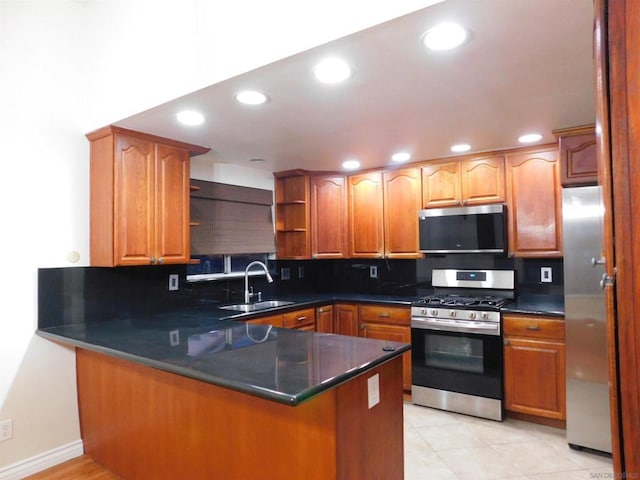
left=563, top=185, right=612, bottom=453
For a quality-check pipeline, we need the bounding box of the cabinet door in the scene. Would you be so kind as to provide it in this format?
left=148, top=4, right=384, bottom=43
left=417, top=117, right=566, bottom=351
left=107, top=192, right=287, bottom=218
left=383, top=168, right=422, bottom=259
left=316, top=305, right=334, bottom=333
left=421, top=161, right=461, bottom=208
left=310, top=175, right=348, bottom=259
left=348, top=172, right=384, bottom=258
left=114, top=134, right=156, bottom=265
left=155, top=143, right=191, bottom=264
left=461, top=156, right=506, bottom=205
left=506, top=148, right=562, bottom=257
left=360, top=322, right=412, bottom=391
left=504, top=337, right=566, bottom=420
left=334, top=304, right=359, bottom=337
left=559, top=131, right=597, bottom=186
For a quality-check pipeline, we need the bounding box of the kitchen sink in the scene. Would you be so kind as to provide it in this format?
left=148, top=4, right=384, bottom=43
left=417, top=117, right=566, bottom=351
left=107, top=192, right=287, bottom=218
left=219, top=300, right=295, bottom=313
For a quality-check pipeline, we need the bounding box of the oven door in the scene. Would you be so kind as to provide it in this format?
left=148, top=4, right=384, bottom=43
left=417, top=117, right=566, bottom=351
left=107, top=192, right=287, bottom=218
left=411, top=320, right=503, bottom=400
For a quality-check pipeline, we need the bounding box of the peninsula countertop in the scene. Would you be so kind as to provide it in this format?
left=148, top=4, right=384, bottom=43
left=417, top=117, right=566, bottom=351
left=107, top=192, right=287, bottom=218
left=37, top=304, right=410, bottom=406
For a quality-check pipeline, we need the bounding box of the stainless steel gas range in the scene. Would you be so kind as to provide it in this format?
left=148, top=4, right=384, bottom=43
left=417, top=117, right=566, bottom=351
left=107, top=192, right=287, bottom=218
left=411, top=269, right=515, bottom=421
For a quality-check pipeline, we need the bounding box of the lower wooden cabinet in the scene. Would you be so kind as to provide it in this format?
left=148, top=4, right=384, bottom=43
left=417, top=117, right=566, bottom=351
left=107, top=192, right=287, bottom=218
left=334, top=304, right=360, bottom=336
left=247, top=314, right=284, bottom=327
left=316, top=305, right=334, bottom=333
left=358, top=305, right=412, bottom=391
left=247, top=308, right=315, bottom=330
left=503, top=314, right=566, bottom=421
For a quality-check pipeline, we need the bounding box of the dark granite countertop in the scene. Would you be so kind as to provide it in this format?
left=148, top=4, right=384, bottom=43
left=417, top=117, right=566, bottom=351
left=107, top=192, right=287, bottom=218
left=502, top=294, right=565, bottom=317
left=37, top=303, right=409, bottom=406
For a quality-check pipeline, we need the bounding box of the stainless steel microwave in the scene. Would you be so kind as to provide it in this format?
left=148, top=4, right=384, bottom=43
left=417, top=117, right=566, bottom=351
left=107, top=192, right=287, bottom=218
left=418, top=204, right=507, bottom=254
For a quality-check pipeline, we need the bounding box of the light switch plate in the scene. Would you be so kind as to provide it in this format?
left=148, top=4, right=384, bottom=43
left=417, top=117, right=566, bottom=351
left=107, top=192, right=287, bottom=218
left=369, top=266, right=378, bottom=279
left=281, top=267, right=290, bottom=281
left=367, top=374, right=380, bottom=409
left=168, top=274, right=179, bottom=291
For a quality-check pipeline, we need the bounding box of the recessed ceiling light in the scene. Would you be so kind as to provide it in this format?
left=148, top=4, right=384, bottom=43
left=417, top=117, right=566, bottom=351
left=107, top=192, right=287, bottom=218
left=392, top=152, right=411, bottom=163
left=518, top=133, right=543, bottom=143
left=451, top=144, right=471, bottom=153
left=342, top=159, right=361, bottom=170
left=235, top=90, right=268, bottom=105
left=249, top=158, right=266, bottom=163
left=422, top=22, right=468, bottom=51
left=314, top=57, right=352, bottom=84
left=176, top=110, right=205, bottom=126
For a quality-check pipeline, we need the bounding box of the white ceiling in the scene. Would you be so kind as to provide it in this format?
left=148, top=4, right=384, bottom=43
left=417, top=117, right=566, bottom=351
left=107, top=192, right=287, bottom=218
left=116, top=0, right=595, bottom=173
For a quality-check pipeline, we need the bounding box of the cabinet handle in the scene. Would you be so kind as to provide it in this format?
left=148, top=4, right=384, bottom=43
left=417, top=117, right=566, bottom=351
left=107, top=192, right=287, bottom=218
left=378, top=312, right=390, bottom=318
left=158, top=257, right=164, bottom=264
left=591, top=256, right=606, bottom=267
left=150, top=257, right=156, bottom=264
left=504, top=338, right=510, bottom=346
left=297, top=316, right=307, bottom=322
left=526, top=325, right=541, bottom=331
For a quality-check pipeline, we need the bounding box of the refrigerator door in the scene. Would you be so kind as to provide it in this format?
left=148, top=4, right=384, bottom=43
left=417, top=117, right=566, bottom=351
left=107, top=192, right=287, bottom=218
left=563, top=186, right=612, bottom=453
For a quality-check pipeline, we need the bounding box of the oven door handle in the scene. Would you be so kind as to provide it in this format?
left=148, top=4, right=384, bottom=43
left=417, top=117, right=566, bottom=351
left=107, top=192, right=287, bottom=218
left=411, top=317, right=500, bottom=334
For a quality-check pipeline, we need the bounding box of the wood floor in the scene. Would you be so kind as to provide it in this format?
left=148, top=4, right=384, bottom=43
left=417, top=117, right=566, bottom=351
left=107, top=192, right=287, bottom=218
left=23, top=455, right=120, bottom=480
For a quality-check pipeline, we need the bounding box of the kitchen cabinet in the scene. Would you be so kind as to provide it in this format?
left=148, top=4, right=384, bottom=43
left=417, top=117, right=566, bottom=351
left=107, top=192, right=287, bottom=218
left=282, top=308, right=315, bottom=330
left=503, top=314, right=566, bottom=422
left=348, top=172, right=385, bottom=258
left=383, top=168, right=422, bottom=259
left=274, top=171, right=310, bottom=259
left=348, top=168, right=421, bottom=259
left=505, top=146, right=563, bottom=257
left=553, top=125, right=597, bottom=187
left=421, top=156, right=505, bottom=208
left=334, top=304, right=359, bottom=336
left=358, top=305, right=412, bottom=391
left=247, top=308, right=315, bottom=330
left=86, top=125, right=208, bottom=266
left=316, top=305, right=334, bottom=333
left=310, top=175, right=348, bottom=259
left=247, top=314, right=284, bottom=327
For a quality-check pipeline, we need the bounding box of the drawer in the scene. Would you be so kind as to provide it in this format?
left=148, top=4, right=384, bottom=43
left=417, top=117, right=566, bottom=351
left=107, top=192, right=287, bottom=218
left=359, top=305, right=410, bottom=326
left=282, top=308, right=316, bottom=329
left=503, top=314, right=565, bottom=340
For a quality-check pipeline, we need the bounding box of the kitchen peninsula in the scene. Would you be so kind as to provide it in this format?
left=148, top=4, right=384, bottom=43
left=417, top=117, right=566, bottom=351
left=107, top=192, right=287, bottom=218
left=37, top=285, right=409, bottom=480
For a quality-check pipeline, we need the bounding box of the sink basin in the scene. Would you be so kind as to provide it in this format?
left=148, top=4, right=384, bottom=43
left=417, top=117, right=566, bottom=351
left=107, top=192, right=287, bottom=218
left=219, top=300, right=295, bottom=313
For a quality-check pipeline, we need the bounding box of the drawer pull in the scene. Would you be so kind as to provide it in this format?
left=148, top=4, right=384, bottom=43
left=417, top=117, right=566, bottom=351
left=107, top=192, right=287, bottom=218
left=378, top=312, right=390, bottom=318
left=297, top=316, right=307, bottom=322
left=526, top=325, right=541, bottom=331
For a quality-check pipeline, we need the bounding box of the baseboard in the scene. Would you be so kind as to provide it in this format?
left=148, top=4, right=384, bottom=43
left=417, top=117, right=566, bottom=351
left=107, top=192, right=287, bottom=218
left=0, top=439, right=84, bottom=480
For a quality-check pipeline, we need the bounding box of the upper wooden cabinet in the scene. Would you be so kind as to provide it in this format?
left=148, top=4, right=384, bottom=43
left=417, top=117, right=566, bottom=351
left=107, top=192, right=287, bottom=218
left=383, top=168, right=422, bottom=259
left=310, top=175, right=348, bottom=259
left=274, top=171, right=311, bottom=259
left=422, top=156, right=505, bottom=208
left=505, top=146, right=563, bottom=257
left=348, top=172, right=385, bottom=258
left=348, top=168, right=421, bottom=259
left=87, top=126, right=208, bottom=266
left=553, top=125, right=597, bottom=187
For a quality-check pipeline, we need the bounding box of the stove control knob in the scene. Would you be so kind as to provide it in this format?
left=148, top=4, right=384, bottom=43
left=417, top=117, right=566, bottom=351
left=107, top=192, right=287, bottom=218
left=481, top=312, right=489, bottom=320
left=449, top=310, right=457, bottom=318
left=430, top=309, right=438, bottom=316
left=469, top=312, right=477, bottom=320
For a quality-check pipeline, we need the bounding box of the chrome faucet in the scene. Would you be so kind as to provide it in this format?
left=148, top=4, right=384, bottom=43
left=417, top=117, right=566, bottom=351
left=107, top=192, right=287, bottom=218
left=244, top=261, right=273, bottom=303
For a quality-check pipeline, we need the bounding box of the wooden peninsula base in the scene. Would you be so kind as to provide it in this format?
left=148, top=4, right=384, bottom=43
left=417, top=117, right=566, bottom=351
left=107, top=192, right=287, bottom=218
left=76, top=349, right=405, bottom=480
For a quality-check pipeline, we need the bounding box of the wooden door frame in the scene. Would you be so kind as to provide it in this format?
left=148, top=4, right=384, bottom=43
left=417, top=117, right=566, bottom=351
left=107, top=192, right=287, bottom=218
left=601, top=0, right=640, bottom=476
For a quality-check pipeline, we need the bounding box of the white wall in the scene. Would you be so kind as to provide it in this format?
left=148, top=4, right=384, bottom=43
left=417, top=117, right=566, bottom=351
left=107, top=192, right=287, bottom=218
left=0, top=0, right=439, bottom=472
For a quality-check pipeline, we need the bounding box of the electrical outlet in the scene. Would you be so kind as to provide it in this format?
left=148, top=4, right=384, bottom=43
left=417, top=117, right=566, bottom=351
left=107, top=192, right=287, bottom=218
left=298, top=266, right=304, bottom=279
left=541, top=267, right=552, bottom=283
left=0, top=419, right=13, bottom=442
left=369, top=266, right=378, bottom=279
left=168, top=274, right=179, bottom=291
left=281, top=267, right=290, bottom=281
left=367, top=374, right=380, bottom=409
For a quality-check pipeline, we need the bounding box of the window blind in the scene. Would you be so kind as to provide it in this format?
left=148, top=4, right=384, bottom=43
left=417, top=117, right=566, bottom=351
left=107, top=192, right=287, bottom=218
left=190, top=179, right=275, bottom=255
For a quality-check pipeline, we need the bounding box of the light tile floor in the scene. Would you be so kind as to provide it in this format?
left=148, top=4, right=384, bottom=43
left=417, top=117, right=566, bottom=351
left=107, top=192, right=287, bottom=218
left=404, top=402, right=614, bottom=480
